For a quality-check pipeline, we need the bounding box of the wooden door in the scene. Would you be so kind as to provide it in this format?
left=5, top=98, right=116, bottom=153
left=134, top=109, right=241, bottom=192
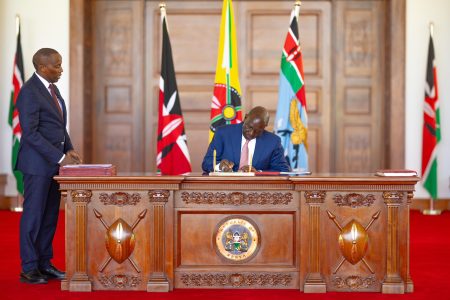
left=91, top=0, right=145, bottom=172
left=70, top=0, right=405, bottom=174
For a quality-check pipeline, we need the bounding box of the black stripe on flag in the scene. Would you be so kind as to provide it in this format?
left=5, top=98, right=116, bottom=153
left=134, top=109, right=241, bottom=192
left=425, top=36, right=435, bottom=96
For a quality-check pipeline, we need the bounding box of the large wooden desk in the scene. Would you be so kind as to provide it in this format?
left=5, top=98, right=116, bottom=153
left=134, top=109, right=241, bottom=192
left=57, top=174, right=418, bottom=293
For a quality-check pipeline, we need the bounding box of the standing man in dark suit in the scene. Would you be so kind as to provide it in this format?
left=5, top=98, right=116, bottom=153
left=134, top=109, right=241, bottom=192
left=202, top=106, right=290, bottom=173
left=16, top=48, right=82, bottom=284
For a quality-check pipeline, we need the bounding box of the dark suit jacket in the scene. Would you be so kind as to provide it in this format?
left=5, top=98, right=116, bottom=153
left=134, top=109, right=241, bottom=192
left=16, top=73, right=73, bottom=177
left=202, top=123, right=290, bottom=172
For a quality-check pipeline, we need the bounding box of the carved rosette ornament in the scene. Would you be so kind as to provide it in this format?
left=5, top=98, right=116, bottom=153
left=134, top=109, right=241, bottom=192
left=181, top=191, right=293, bottom=205
left=333, top=193, right=375, bottom=208
left=99, top=192, right=141, bottom=206
left=148, top=190, right=170, bottom=202
left=332, top=275, right=376, bottom=290
left=304, top=191, right=326, bottom=204
left=180, top=273, right=292, bottom=287
left=98, top=274, right=141, bottom=288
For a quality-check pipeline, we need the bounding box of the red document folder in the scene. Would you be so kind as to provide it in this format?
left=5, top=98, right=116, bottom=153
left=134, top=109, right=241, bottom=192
left=59, top=164, right=117, bottom=176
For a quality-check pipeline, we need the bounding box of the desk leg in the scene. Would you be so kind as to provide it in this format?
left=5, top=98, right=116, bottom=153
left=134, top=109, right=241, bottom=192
left=147, top=190, right=170, bottom=292
left=304, top=191, right=326, bottom=293
left=69, top=190, right=93, bottom=292
left=382, top=191, right=405, bottom=294
left=406, top=191, right=414, bottom=293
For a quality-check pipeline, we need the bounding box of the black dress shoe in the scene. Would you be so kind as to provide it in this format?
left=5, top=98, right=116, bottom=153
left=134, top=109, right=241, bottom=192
left=20, top=269, right=48, bottom=284
left=39, top=264, right=65, bottom=280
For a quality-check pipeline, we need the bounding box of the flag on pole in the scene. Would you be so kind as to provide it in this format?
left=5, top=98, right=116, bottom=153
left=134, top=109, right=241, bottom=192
left=156, top=5, right=192, bottom=175
left=8, top=18, right=24, bottom=194
left=421, top=31, right=440, bottom=199
left=274, top=3, right=308, bottom=171
left=209, top=0, right=242, bottom=142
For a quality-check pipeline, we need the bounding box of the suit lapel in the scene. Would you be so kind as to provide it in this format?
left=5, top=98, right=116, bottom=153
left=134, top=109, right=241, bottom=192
left=253, top=134, right=263, bottom=167
left=32, top=74, right=64, bottom=123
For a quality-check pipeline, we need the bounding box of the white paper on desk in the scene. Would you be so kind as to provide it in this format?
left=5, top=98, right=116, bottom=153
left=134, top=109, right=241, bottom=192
left=209, top=172, right=255, bottom=176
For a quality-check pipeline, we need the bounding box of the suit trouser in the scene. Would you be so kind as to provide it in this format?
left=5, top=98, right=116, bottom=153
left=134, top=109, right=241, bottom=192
left=20, top=174, right=60, bottom=272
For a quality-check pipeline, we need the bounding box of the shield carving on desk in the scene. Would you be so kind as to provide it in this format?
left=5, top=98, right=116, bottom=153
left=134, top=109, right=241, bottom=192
left=105, top=218, right=136, bottom=263
left=338, top=220, right=368, bottom=265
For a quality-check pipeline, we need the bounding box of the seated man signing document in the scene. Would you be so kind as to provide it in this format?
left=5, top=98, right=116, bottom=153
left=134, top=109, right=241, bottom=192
left=202, top=106, right=290, bottom=173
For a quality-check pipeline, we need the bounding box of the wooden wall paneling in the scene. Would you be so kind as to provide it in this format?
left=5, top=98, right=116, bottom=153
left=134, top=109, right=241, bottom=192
left=333, top=0, right=386, bottom=173
left=386, top=0, right=406, bottom=168
left=306, top=3, right=331, bottom=173
left=178, top=85, right=216, bottom=170
left=146, top=1, right=222, bottom=172
left=69, top=0, right=93, bottom=162
left=242, top=1, right=331, bottom=173
left=70, top=0, right=405, bottom=174
left=92, top=0, right=145, bottom=172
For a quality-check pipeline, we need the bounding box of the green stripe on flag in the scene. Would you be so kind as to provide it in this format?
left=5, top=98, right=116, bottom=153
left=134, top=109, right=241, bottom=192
left=211, top=114, right=223, bottom=123
left=227, top=0, right=232, bottom=68
left=8, top=92, right=14, bottom=126
left=12, top=139, right=24, bottom=194
left=424, top=158, right=438, bottom=200
left=280, top=54, right=303, bottom=92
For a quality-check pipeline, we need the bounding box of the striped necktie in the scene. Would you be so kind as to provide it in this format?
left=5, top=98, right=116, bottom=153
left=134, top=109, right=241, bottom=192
left=49, top=84, right=63, bottom=119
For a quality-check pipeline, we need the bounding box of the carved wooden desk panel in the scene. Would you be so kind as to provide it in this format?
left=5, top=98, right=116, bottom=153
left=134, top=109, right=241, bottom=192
left=56, top=174, right=418, bottom=293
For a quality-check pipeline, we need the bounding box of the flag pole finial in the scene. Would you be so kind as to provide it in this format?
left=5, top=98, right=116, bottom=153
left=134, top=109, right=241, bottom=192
left=159, top=3, right=166, bottom=21
left=294, top=1, right=302, bottom=20
left=15, top=14, right=20, bottom=37
left=429, top=22, right=434, bottom=38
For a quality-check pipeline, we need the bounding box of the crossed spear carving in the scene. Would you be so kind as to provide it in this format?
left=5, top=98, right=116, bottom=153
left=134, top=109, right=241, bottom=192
left=327, top=210, right=380, bottom=274
left=93, top=208, right=147, bottom=273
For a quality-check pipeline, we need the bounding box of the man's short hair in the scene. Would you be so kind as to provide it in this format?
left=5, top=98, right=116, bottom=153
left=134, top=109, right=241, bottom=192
left=32, top=48, right=59, bottom=70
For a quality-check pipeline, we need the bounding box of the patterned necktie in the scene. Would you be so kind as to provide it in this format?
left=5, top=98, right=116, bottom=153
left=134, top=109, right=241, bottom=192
left=49, top=84, right=63, bottom=119
left=239, top=139, right=249, bottom=169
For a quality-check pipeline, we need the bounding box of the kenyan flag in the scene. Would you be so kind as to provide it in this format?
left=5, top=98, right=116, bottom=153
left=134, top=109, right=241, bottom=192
left=8, top=20, right=24, bottom=194
left=421, top=33, right=440, bottom=199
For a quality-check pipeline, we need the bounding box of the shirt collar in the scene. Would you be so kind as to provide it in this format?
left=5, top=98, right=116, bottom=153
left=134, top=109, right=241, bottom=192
left=35, top=72, right=52, bottom=89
